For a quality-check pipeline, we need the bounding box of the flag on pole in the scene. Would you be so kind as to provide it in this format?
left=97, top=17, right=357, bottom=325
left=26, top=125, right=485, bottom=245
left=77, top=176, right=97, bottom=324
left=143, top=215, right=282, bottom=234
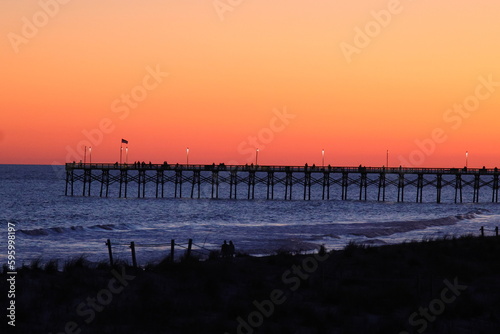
left=121, top=139, right=128, bottom=144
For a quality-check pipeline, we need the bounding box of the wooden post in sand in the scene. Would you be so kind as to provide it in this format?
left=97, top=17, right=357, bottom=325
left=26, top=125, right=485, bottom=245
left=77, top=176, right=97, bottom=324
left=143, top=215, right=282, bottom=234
left=130, top=242, right=137, bottom=268
left=106, top=239, right=114, bottom=266
left=170, top=239, right=175, bottom=262
left=480, top=226, right=485, bottom=237
left=187, top=239, right=193, bottom=259
left=495, top=227, right=498, bottom=237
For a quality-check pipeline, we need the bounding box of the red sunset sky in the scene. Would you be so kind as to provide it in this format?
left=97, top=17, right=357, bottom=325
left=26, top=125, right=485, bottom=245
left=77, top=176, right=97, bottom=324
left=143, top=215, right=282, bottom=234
left=1, top=0, right=500, bottom=167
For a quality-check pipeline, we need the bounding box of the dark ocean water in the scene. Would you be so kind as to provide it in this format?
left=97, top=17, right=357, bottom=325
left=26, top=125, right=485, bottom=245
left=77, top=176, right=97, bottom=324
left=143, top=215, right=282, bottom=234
left=1, top=165, right=499, bottom=266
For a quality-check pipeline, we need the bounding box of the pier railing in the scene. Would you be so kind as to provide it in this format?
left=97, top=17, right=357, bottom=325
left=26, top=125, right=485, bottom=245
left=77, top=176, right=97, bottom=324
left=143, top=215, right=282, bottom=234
left=66, top=162, right=498, bottom=175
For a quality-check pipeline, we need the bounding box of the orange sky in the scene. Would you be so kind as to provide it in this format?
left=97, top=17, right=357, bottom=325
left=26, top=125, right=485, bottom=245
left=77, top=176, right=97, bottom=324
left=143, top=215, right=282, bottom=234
left=1, top=0, right=500, bottom=167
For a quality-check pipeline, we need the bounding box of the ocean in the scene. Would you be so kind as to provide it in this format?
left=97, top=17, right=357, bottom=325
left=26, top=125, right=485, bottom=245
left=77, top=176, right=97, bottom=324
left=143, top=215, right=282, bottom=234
left=1, top=165, right=499, bottom=267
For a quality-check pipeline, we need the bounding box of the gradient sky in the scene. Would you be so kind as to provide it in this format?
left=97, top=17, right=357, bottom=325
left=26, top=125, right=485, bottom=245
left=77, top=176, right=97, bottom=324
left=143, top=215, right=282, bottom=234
left=1, top=0, right=499, bottom=167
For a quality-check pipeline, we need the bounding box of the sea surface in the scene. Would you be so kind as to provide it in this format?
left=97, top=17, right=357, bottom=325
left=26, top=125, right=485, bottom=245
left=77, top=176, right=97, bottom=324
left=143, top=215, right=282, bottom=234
left=1, top=165, right=500, bottom=267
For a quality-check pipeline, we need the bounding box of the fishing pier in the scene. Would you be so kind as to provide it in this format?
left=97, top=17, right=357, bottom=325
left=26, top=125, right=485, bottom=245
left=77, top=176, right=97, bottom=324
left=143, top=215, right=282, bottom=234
left=65, top=163, right=500, bottom=203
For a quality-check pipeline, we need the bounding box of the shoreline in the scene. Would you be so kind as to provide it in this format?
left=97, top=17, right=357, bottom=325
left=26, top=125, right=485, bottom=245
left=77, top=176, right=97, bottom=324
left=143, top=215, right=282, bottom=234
left=2, top=235, right=500, bottom=333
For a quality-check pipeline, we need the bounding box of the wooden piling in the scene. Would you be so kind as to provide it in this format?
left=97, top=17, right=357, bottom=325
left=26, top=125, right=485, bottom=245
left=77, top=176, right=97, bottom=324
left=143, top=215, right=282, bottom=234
left=473, top=174, right=480, bottom=203
left=285, top=171, right=293, bottom=200
left=211, top=171, right=219, bottom=199
left=267, top=171, right=274, bottom=200
left=130, top=241, right=137, bottom=268
left=397, top=173, right=405, bottom=202
left=322, top=171, right=330, bottom=200
left=106, top=239, right=114, bottom=267
left=454, top=174, right=462, bottom=203
left=304, top=171, right=311, bottom=200
left=341, top=172, right=348, bottom=200
left=187, top=239, right=193, bottom=259
left=436, top=174, right=442, bottom=204
left=170, top=239, right=175, bottom=262
left=416, top=174, right=424, bottom=203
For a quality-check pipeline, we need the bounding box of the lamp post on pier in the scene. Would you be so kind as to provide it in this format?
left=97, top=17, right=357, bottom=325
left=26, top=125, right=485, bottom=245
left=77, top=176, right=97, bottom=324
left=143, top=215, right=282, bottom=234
left=255, top=148, right=259, bottom=165
left=322, top=149, right=325, bottom=167
left=466, top=151, right=469, bottom=168
left=186, top=147, right=189, bottom=165
left=89, top=147, right=92, bottom=164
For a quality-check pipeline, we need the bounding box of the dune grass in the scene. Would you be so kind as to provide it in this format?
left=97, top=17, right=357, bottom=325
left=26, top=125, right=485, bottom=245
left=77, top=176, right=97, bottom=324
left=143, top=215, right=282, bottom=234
left=1, top=235, right=499, bottom=333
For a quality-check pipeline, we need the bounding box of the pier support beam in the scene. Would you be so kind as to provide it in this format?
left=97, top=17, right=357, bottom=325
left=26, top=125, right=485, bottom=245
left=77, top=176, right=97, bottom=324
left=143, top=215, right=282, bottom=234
left=156, top=170, right=165, bottom=198
left=211, top=171, right=219, bottom=199
left=473, top=174, right=480, bottom=203
left=247, top=171, right=255, bottom=200
left=267, top=171, right=274, bottom=200
left=397, top=173, right=405, bottom=202
left=454, top=174, right=463, bottom=203
left=377, top=172, right=386, bottom=202
left=416, top=174, right=424, bottom=203
left=341, top=172, right=348, bottom=200
left=436, top=174, right=442, bottom=203
left=229, top=170, right=238, bottom=199
left=191, top=170, right=201, bottom=199
left=82, top=168, right=92, bottom=196
left=65, top=168, right=74, bottom=196
left=174, top=169, right=183, bottom=198
left=493, top=173, right=499, bottom=203
left=285, top=171, right=293, bottom=200
left=359, top=172, right=367, bottom=201
left=322, top=172, right=330, bottom=200
left=119, top=169, right=128, bottom=198
left=304, top=172, right=311, bottom=200
left=138, top=169, right=146, bottom=198
left=100, top=169, right=110, bottom=198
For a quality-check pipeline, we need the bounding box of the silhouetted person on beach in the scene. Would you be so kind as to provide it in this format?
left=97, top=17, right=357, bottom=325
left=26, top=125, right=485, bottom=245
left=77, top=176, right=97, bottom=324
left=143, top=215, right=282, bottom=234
left=221, top=240, right=228, bottom=258
left=228, top=241, right=235, bottom=257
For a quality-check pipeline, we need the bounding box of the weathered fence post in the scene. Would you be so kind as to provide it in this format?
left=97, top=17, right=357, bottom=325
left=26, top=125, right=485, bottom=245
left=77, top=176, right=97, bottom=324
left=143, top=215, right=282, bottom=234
left=480, top=226, right=484, bottom=237
left=170, top=239, right=175, bottom=262
left=106, top=239, right=114, bottom=266
left=187, top=239, right=193, bottom=259
left=130, top=241, right=137, bottom=268
left=495, top=226, right=498, bottom=237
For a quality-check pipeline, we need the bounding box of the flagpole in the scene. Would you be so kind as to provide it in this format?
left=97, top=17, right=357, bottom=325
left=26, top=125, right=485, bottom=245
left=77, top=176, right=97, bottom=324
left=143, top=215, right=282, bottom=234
left=84, top=146, right=87, bottom=165
left=120, top=144, right=123, bottom=165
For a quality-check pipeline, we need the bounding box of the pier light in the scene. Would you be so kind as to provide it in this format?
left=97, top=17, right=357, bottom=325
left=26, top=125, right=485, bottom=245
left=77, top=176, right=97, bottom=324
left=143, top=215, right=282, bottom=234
left=84, top=146, right=87, bottom=164
left=256, top=148, right=259, bottom=165
left=89, top=147, right=92, bottom=164
left=186, top=147, right=189, bottom=165
left=466, top=151, right=469, bottom=168
left=126, top=147, right=128, bottom=164
left=322, top=149, right=325, bottom=167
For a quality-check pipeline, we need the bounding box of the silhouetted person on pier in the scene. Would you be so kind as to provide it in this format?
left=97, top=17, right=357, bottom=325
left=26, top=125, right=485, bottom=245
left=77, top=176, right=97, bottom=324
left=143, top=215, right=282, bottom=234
left=228, top=241, right=235, bottom=257
left=221, top=240, right=228, bottom=258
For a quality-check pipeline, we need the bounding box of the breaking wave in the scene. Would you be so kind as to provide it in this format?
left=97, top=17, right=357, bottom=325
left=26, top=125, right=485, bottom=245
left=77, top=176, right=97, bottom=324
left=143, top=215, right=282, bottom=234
left=19, top=223, right=131, bottom=236
left=350, top=212, right=480, bottom=238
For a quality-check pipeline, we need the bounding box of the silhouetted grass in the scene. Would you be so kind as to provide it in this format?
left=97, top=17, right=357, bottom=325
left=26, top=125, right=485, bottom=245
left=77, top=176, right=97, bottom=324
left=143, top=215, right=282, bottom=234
left=2, top=235, right=500, bottom=333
